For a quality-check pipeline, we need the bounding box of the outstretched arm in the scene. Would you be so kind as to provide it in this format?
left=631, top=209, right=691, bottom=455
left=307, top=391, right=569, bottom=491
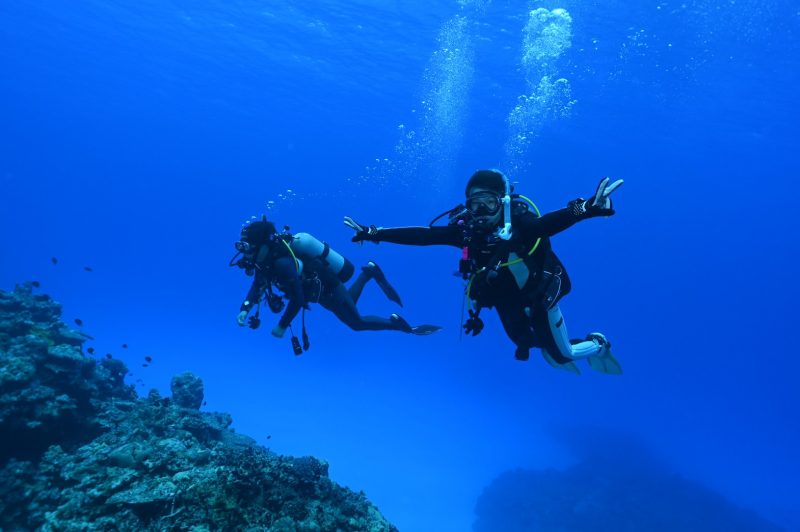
left=517, top=178, right=623, bottom=240
left=344, top=216, right=461, bottom=247
left=515, top=207, right=584, bottom=240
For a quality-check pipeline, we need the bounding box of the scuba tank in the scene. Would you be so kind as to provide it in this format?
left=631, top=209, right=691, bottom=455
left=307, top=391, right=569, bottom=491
left=291, top=232, right=355, bottom=283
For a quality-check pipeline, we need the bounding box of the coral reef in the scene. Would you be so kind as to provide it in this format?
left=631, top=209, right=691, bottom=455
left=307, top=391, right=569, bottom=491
left=0, top=283, right=397, bottom=531
left=473, top=431, right=782, bottom=532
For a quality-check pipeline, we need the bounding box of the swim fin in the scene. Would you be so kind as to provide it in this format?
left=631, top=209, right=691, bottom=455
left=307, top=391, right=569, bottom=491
left=390, top=314, right=440, bottom=335
left=365, top=261, right=403, bottom=307
left=410, top=324, right=442, bottom=335
left=587, top=353, right=623, bottom=375
left=585, top=333, right=623, bottom=375
left=541, top=349, right=581, bottom=375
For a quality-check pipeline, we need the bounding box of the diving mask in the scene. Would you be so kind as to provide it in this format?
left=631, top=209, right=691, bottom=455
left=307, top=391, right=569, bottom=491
left=466, top=192, right=502, bottom=217
left=235, top=240, right=254, bottom=253
left=230, top=240, right=259, bottom=276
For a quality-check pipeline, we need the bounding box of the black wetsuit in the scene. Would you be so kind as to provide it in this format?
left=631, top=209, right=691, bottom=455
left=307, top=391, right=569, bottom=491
left=241, top=256, right=304, bottom=330
left=304, top=258, right=405, bottom=331
left=241, top=245, right=407, bottom=332
left=364, top=203, right=583, bottom=359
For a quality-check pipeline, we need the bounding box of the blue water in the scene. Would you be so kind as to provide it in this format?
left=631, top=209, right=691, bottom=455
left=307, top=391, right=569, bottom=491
left=1, top=0, right=798, bottom=530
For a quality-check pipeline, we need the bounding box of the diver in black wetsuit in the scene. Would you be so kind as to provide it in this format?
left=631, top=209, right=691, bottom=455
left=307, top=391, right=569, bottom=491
left=230, top=217, right=440, bottom=353
left=344, top=170, right=623, bottom=374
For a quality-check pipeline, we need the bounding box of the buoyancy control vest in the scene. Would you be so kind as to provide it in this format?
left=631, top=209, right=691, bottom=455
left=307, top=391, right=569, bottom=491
left=450, top=196, right=572, bottom=309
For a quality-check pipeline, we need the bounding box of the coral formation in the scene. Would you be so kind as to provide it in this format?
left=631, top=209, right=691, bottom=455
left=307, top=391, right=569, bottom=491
left=473, top=431, right=781, bottom=532
left=0, top=283, right=397, bottom=531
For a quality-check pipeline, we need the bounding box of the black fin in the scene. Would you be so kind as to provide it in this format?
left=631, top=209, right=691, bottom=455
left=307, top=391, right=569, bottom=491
left=410, top=324, right=442, bottom=336
left=366, top=262, right=403, bottom=306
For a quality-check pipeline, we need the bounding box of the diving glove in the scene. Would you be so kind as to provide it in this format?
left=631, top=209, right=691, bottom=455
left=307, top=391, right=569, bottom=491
left=463, top=309, right=484, bottom=336
left=569, top=177, right=624, bottom=219
left=344, top=216, right=380, bottom=243
left=237, top=310, right=248, bottom=327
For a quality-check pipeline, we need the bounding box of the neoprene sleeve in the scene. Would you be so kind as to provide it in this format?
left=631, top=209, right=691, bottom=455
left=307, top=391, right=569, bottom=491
left=513, top=207, right=582, bottom=241
left=371, top=207, right=581, bottom=247
left=271, top=257, right=304, bottom=328
left=371, top=225, right=462, bottom=246
left=241, top=277, right=267, bottom=311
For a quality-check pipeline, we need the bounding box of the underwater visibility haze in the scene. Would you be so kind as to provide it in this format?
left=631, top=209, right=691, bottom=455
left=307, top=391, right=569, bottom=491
left=1, top=0, right=799, bottom=530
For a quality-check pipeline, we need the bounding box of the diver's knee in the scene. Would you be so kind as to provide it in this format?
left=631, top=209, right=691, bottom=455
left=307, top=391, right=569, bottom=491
left=348, top=321, right=368, bottom=331
left=514, top=346, right=530, bottom=361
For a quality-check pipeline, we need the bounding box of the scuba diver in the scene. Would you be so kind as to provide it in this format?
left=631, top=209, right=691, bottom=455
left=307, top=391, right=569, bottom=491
left=230, top=217, right=440, bottom=354
left=343, top=169, right=623, bottom=374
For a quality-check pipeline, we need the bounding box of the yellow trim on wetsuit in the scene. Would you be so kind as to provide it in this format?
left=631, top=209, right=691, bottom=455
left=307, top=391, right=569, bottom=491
left=465, top=194, right=543, bottom=302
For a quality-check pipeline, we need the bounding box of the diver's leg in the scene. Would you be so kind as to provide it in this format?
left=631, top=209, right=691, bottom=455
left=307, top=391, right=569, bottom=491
left=528, top=304, right=581, bottom=373
left=361, top=261, right=403, bottom=306
left=494, top=298, right=537, bottom=361
left=347, top=270, right=372, bottom=304
left=544, top=305, right=605, bottom=359
left=534, top=305, right=621, bottom=374
left=322, top=283, right=409, bottom=332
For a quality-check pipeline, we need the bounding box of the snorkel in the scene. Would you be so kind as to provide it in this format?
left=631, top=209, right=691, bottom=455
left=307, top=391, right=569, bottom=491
left=496, top=171, right=513, bottom=241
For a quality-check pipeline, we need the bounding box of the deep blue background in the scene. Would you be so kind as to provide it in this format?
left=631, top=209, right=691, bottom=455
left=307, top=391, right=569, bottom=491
left=2, top=0, right=798, bottom=530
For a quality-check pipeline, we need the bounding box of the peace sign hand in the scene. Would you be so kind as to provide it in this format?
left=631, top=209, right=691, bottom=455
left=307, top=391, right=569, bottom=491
left=570, top=177, right=624, bottom=219
left=590, top=177, right=624, bottom=212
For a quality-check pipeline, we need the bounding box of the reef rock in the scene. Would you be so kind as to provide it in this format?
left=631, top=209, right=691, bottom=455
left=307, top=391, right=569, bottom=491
left=0, top=283, right=397, bottom=531
left=170, top=371, right=204, bottom=410
left=473, top=431, right=782, bottom=532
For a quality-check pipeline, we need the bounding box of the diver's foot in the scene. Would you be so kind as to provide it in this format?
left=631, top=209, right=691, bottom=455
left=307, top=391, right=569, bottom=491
left=541, top=349, right=581, bottom=374
left=585, top=333, right=623, bottom=375
left=390, top=313, right=413, bottom=333
left=362, top=261, right=379, bottom=276
left=364, top=261, right=403, bottom=306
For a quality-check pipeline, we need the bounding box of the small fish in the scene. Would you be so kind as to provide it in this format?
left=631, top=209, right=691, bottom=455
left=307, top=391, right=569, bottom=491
left=202, top=401, right=207, bottom=406
left=31, top=281, right=41, bottom=288
left=83, top=266, right=93, bottom=272
left=127, top=372, right=133, bottom=377
left=144, top=356, right=152, bottom=363
left=51, top=257, right=58, bottom=265
left=266, top=435, right=271, bottom=440
left=87, top=347, right=95, bottom=354
left=122, top=344, right=128, bottom=349
left=105, top=353, right=112, bottom=359
left=142, top=363, right=149, bottom=367
left=74, top=318, right=83, bottom=326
